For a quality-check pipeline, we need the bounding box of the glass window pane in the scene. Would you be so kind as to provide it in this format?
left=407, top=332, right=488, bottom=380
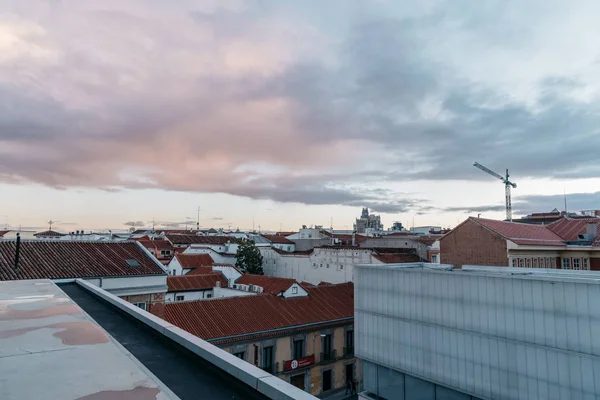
left=436, top=385, right=470, bottom=400
left=405, top=374, right=435, bottom=400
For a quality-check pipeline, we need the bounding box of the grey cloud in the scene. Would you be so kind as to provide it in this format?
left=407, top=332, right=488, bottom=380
left=123, top=221, right=145, bottom=227
left=513, top=192, right=600, bottom=216
left=442, top=205, right=507, bottom=214
left=3, top=1, right=600, bottom=215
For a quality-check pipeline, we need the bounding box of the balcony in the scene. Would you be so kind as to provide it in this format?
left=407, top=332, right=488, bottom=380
left=261, top=362, right=279, bottom=374
left=320, top=349, right=337, bottom=363
left=344, top=346, right=354, bottom=357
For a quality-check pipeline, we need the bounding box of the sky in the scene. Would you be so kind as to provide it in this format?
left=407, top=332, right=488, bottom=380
left=1, top=0, right=600, bottom=232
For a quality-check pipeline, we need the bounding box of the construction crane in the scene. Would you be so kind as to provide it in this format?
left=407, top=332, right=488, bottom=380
left=473, top=162, right=517, bottom=221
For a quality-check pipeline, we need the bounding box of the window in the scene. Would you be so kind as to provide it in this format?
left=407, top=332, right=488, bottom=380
left=293, top=340, right=304, bottom=359
left=345, top=330, right=354, bottom=357
left=562, top=258, right=571, bottom=269
left=320, top=264, right=323, bottom=268
left=133, top=302, right=146, bottom=311
left=340, top=265, right=344, bottom=269
left=322, top=369, right=332, bottom=392
left=287, top=246, right=291, bottom=251
left=526, top=259, right=531, bottom=268
left=533, top=258, right=538, bottom=268
left=518, top=259, right=524, bottom=267
left=292, top=286, right=298, bottom=294
left=322, top=334, right=333, bottom=362
left=175, top=295, right=184, bottom=301
left=262, top=346, right=274, bottom=373
left=206, top=294, right=212, bottom=298
left=431, top=255, right=438, bottom=263
left=171, top=270, right=176, bottom=275
left=573, top=258, right=581, bottom=270
left=584, top=258, right=589, bottom=270
left=160, top=250, right=171, bottom=256
left=326, top=264, right=329, bottom=268
left=234, top=351, right=245, bottom=360
left=511, top=259, right=518, bottom=267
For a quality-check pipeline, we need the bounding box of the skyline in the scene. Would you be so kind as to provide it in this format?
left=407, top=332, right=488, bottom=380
left=2, top=1, right=600, bottom=231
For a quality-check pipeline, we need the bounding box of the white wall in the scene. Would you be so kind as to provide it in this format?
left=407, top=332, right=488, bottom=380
left=1, top=231, right=37, bottom=239
left=355, top=264, right=600, bottom=400
left=213, top=287, right=257, bottom=299
left=212, top=265, right=241, bottom=287
left=167, top=256, right=184, bottom=276
left=261, top=247, right=375, bottom=284
left=183, top=247, right=236, bottom=265
left=166, top=289, right=212, bottom=302
left=282, top=283, right=308, bottom=298
left=91, top=274, right=167, bottom=296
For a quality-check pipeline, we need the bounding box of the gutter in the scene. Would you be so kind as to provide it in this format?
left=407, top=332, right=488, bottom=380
left=206, top=316, right=354, bottom=343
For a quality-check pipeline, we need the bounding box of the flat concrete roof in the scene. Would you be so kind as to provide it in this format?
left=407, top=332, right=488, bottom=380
left=0, top=279, right=176, bottom=400
left=355, top=262, right=600, bottom=284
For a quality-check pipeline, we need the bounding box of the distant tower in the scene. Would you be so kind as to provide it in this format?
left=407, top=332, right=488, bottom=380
left=48, top=220, right=54, bottom=231
left=361, top=208, right=369, bottom=218
left=197, top=206, right=200, bottom=230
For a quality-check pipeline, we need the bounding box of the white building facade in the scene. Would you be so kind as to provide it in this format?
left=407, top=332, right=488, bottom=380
left=354, top=263, right=600, bottom=400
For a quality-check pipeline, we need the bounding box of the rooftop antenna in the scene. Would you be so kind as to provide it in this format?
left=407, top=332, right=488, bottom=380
left=252, top=215, right=255, bottom=232
left=564, top=189, right=568, bottom=214
left=330, top=217, right=333, bottom=230
left=197, top=206, right=200, bottom=230
left=4, top=215, right=7, bottom=230
left=152, top=218, right=155, bottom=232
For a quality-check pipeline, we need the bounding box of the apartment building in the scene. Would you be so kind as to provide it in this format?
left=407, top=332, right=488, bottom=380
left=261, top=246, right=420, bottom=284
left=162, top=282, right=358, bottom=396
left=440, top=216, right=600, bottom=269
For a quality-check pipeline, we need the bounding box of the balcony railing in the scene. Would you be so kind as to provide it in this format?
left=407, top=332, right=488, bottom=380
left=344, top=346, right=354, bottom=357
left=261, top=362, right=279, bottom=374
left=320, top=349, right=337, bottom=363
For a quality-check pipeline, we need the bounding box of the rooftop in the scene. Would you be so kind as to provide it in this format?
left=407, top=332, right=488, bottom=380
left=164, top=282, right=354, bottom=345
left=461, top=217, right=566, bottom=246
left=166, top=234, right=235, bottom=246
left=235, top=275, right=297, bottom=295
left=0, top=241, right=165, bottom=281
left=456, top=216, right=600, bottom=247
left=33, top=230, right=65, bottom=237
left=0, top=279, right=315, bottom=400
left=260, top=234, right=294, bottom=244
left=0, top=280, right=175, bottom=399
left=173, top=253, right=215, bottom=268
left=167, top=274, right=228, bottom=292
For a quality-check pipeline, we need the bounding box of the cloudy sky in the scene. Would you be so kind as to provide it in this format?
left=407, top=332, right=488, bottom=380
left=1, top=0, right=599, bottom=232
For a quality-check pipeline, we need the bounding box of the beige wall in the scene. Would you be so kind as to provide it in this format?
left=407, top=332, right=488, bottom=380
left=222, top=323, right=359, bottom=396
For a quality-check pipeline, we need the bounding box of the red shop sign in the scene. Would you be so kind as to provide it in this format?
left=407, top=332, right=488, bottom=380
left=284, top=354, right=315, bottom=371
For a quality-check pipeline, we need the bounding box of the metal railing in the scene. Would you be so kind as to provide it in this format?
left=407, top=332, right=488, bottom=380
left=320, top=349, right=337, bottom=363
left=261, top=362, right=279, bottom=374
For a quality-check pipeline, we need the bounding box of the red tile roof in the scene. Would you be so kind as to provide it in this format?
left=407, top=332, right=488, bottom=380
left=372, top=253, right=421, bottom=263
left=415, top=236, right=439, bottom=246
left=167, top=274, right=227, bottom=292
left=469, top=217, right=565, bottom=246
left=163, top=283, right=353, bottom=342
left=174, top=253, right=215, bottom=268
left=275, top=231, right=297, bottom=237
left=235, top=275, right=297, bottom=295
left=185, top=266, right=215, bottom=275
left=166, top=234, right=235, bottom=246
left=34, top=230, right=65, bottom=237
left=0, top=241, right=165, bottom=281
left=0, top=231, right=9, bottom=237
left=137, top=240, right=175, bottom=251
left=548, top=217, right=600, bottom=245
left=260, top=234, right=294, bottom=244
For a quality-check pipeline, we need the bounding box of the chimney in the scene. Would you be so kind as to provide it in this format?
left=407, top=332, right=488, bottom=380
left=586, top=223, right=598, bottom=240
left=14, top=233, right=21, bottom=273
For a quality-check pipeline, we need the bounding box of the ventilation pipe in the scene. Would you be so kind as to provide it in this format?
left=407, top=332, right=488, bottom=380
left=14, top=233, right=21, bottom=273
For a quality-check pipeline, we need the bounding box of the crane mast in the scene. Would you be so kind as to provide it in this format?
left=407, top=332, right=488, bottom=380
left=473, top=162, right=517, bottom=221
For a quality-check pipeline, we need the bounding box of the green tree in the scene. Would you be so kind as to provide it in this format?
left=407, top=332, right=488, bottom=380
left=235, top=239, right=264, bottom=275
